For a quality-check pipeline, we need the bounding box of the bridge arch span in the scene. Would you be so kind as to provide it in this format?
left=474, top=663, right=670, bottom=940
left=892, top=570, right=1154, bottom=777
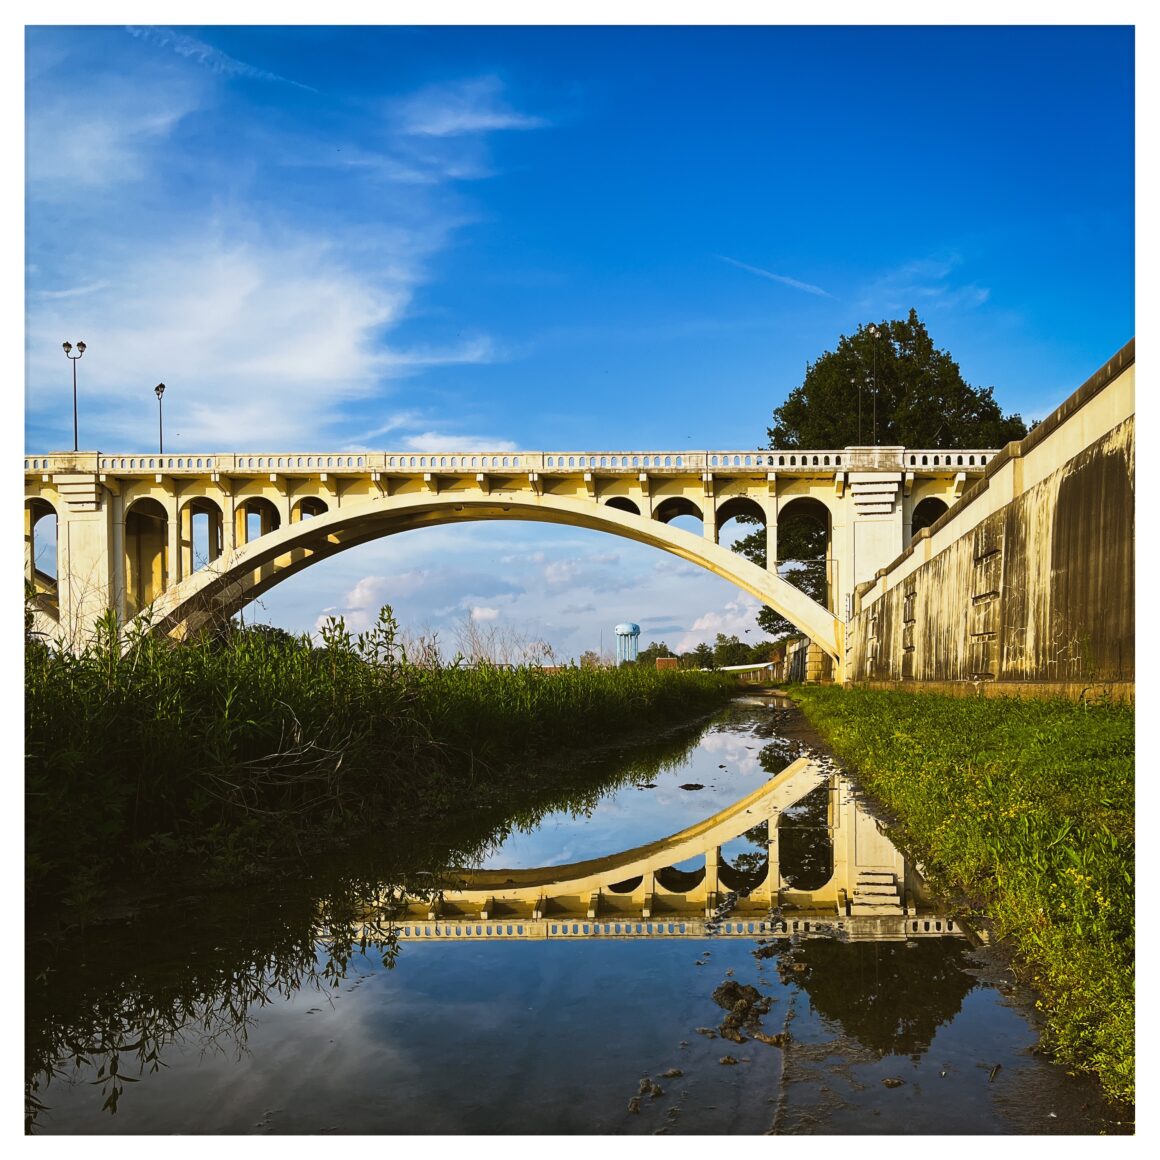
left=142, top=490, right=844, bottom=663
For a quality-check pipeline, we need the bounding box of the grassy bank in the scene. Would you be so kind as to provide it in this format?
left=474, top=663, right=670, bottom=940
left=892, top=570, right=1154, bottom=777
left=25, top=607, right=734, bottom=909
left=790, top=685, right=1134, bottom=1106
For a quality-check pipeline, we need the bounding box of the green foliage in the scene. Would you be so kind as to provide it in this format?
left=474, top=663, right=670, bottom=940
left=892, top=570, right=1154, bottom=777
left=25, top=608, right=734, bottom=908
left=769, top=310, right=1029, bottom=449
left=732, top=312, right=1028, bottom=637
left=636, top=640, right=676, bottom=667
left=790, top=686, right=1134, bottom=1106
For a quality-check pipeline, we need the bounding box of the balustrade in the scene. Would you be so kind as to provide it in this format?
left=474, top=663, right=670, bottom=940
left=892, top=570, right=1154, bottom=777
left=26, top=447, right=996, bottom=477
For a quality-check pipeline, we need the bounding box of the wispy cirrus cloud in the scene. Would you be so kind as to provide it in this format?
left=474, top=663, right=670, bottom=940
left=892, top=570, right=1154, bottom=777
left=125, top=26, right=316, bottom=91
left=717, top=255, right=832, bottom=298
left=393, top=76, right=548, bottom=137
left=33, top=281, right=112, bottom=300
left=857, top=254, right=990, bottom=314
left=27, top=95, right=195, bottom=192
left=25, top=229, right=425, bottom=448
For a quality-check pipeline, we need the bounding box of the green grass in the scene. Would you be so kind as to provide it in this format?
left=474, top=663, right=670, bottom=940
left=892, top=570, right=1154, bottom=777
left=25, top=606, right=734, bottom=910
left=790, top=685, right=1134, bottom=1107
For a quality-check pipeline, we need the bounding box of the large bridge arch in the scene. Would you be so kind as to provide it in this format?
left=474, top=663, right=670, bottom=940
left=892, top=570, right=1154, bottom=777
left=142, top=490, right=844, bottom=665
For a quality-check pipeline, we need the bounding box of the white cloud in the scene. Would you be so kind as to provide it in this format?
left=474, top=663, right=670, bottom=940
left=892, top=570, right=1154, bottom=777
left=673, top=595, right=764, bottom=653
left=858, top=255, right=991, bottom=315
left=470, top=606, right=499, bottom=621
left=25, top=229, right=487, bottom=448
left=125, top=26, right=315, bottom=91
left=34, top=281, right=113, bottom=301
left=27, top=97, right=195, bottom=193
left=400, top=432, right=519, bottom=453
left=393, top=77, right=547, bottom=138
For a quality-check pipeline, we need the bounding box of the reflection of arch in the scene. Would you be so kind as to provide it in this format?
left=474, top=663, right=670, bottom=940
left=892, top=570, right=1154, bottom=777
left=718, top=856, right=768, bottom=893
left=605, top=496, right=640, bottom=516
left=125, top=498, right=169, bottom=616
left=909, top=497, right=949, bottom=540
left=144, top=493, right=844, bottom=663
left=180, top=497, right=224, bottom=578
left=654, top=496, right=703, bottom=525
left=778, top=784, right=834, bottom=890
left=607, top=876, right=643, bottom=895
left=655, top=864, right=707, bottom=893
left=293, top=497, right=328, bottom=522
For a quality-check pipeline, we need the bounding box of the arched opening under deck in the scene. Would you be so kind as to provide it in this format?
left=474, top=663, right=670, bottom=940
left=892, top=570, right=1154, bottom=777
left=653, top=496, right=704, bottom=537
left=25, top=498, right=59, bottom=612
left=909, top=496, right=949, bottom=541
left=26, top=497, right=58, bottom=583
left=604, top=496, right=641, bottom=516
left=293, top=497, right=329, bottom=522
left=237, top=497, right=281, bottom=544
left=181, top=497, right=224, bottom=577
left=775, top=496, right=833, bottom=612
left=124, top=498, right=169, bottom=617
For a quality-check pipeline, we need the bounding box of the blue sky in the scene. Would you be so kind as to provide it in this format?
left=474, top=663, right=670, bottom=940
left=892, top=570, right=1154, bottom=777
left=22, top=23, right=1135, bottom=660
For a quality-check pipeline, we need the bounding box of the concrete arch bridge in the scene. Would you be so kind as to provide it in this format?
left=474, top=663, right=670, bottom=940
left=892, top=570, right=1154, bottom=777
left=24, top=445, right=993, bottom=676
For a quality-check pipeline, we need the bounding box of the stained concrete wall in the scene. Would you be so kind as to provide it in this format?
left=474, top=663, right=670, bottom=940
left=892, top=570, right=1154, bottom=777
left=846, top=340, right=1134, bottom=700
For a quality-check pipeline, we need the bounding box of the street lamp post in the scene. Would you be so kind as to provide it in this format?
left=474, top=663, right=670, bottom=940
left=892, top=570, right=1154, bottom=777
left=155, top=383, right=166, bottom=454
left=62, top=341, right=86, bottom=452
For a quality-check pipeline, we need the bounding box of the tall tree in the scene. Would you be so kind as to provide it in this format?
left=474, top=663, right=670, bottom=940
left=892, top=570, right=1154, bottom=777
left=734, top=311, right=1028, bottom=636
left=768, top=309, right=1027, bottom=449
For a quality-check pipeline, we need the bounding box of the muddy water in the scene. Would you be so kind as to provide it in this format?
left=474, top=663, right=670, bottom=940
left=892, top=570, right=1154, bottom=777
left=25, top=696, right=1126, bottom=1135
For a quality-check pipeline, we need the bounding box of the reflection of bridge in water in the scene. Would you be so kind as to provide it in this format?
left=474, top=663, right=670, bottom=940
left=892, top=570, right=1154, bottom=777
left=383, top=758, right=964, bottom=943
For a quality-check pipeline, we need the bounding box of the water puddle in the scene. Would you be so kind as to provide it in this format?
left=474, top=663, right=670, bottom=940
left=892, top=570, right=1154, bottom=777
left=25, top=695, right=1126, bottom=1134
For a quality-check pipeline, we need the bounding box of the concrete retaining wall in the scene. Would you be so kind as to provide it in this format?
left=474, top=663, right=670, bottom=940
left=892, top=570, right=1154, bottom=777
left=846, top=340, right=1134, bottom=700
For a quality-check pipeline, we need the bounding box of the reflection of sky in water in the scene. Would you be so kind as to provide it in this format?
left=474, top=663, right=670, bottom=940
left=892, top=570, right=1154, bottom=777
left=477, top=699, right=788, bottom=869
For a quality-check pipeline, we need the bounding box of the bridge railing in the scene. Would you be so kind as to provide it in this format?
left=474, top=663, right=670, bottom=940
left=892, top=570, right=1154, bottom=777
left=23, top=447, right=999, bottom=477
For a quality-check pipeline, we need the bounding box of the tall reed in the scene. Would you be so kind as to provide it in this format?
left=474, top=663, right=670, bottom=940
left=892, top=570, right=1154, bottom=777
left=25, top=607, right=734, bottom=908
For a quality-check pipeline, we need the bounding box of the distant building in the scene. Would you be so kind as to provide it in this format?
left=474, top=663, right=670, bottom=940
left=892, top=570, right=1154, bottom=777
left=614, top=622, right=640, bottom=666
left=655, top=656, right=679, bottom=671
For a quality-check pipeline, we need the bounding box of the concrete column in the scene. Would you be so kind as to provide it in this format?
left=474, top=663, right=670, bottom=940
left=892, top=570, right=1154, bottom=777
left=165, top=492, right=180, bottom=591
left=767, top=817, right=782, bottom=906
left=235, top=501, right=250, bottom=546
left=764, top=478, right=779, bottom=572
left=207, top=504, right=223, bottom=563
left=705, top=845, right=721, bottom=894
left=765, top=504, right=778, bottom=572
left=23, top=505, right=34, bottom=583
left=830, top=780, right=852, bottom=903
left=179, top=501, right=194, bottom=581
left=281, top=478, right=294, bottom=527
left=58, top=507, right=114, bottom=647
left=637, top=472, right=652, bottom=518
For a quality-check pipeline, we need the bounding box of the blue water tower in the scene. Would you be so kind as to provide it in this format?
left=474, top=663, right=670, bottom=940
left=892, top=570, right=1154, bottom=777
left=614, top=622, right=641, bottom=666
